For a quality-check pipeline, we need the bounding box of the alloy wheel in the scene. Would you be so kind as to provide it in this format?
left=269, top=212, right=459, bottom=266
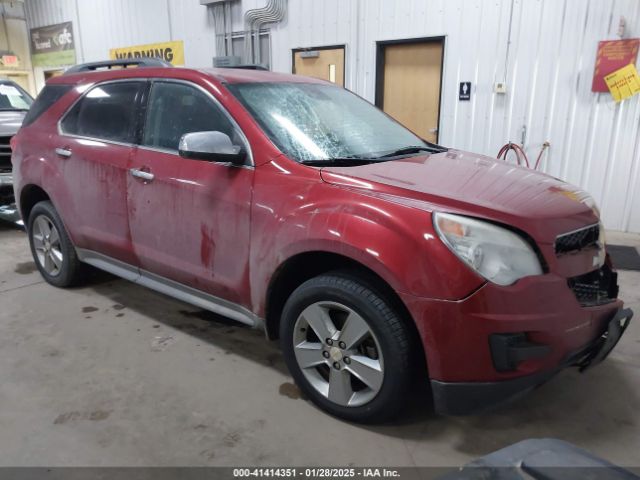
left=32, top=215, right=63, bottom=277
left=293, top=301, right=385, bottom=407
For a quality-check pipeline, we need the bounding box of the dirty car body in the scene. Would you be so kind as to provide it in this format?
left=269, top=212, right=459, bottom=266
left=0, top=80, right=32, bottom=223
left=11, top=63, right=633, bottom=422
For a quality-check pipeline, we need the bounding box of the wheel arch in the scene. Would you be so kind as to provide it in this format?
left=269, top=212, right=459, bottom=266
left=19, top=184, right=51, bottom=225
left=264, top=250, right=427, bottom=375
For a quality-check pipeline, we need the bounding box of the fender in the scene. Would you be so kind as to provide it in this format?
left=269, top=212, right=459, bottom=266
left=249, top=162, right=484, bottom=316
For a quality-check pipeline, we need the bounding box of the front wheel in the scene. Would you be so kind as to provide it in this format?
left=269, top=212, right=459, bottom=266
left=280, top=272, right=414, bottom=423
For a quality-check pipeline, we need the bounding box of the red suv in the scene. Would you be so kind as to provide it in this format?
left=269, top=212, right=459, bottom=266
left=12, top=59, right=632, bottom=422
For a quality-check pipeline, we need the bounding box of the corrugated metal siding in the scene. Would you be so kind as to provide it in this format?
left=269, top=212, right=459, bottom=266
left=75, top=0, right=172, bottom=62
left=24, top=0, right=640, bottom=232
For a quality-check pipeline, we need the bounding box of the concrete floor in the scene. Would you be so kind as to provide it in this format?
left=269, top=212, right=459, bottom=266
left=0, top=221, right=639, bottom=467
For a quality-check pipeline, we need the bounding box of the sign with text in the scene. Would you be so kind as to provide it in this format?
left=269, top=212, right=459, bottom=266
left=109, top=40, right=185, bottom=66
left=604, top=63, right=640, bottom=102
left=0, top=55, right=19, bottom=67
left=592, top=39, right=639, bottom=92
left=30, top=21, right=76, bottom=67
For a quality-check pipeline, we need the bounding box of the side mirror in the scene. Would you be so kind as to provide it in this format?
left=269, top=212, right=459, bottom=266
left=178, top=131, right=246, bottom=164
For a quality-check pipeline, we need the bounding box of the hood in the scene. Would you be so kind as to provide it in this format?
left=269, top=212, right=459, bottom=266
left=0, top=110, right=26, bottom=136
left=320, top=149, right=599, bottom=244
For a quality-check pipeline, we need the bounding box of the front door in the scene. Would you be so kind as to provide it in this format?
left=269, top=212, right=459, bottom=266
left=127, top=80, right=253, bottom=306
left=376, top=39, right=443, bottom=143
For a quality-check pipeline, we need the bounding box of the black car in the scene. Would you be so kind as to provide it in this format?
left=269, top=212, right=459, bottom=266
left=0, top=79, right=32, bottom=223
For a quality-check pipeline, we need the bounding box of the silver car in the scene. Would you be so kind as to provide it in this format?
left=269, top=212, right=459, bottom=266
left=0, top=79, right=32, bottom=223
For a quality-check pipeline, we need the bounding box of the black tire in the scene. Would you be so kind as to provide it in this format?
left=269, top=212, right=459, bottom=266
left=280, top=271, right=414, bottom=423
left=27, top=200, right=86, bottom=288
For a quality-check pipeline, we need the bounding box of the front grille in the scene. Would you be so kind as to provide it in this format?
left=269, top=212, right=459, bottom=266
left=568, top=265, right=618, bottom=306
left=0, top=185, right=13, bottom=204
left=555, top=223, right=600, bottom=254
left=0, top=135, right=12, bottom=173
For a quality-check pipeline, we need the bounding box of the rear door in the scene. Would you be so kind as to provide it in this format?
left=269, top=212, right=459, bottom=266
left=127, top=80, right=253, bottom=306
left=58, top=80, right=145, bottom=264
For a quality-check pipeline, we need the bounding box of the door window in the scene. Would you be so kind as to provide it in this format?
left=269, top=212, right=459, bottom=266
left=142, top=81, right=236, bottom=152
left=61, top=82, right=143, bottom=143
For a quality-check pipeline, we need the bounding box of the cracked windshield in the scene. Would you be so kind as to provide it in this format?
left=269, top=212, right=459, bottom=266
left=228, top=82, right=428, bottom=164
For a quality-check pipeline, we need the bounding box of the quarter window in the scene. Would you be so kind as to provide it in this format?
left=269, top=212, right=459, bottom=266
left=142, top=82, right=236, bottom=151
left=61, top=82, right=143, bottom=143
left=23, top=84, right=71, bottom=127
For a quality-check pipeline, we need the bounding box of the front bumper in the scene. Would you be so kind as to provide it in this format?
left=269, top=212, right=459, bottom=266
left=0, top=172, right=19, bottom=223
left=0, top=202, right=20, bottom=223
left=400, top=268, right=631, bottom=415
left=430, top=308, right=632, bottom=415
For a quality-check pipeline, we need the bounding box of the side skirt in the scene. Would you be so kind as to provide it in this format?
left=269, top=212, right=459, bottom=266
left=76, top=248, right=263, bottom=329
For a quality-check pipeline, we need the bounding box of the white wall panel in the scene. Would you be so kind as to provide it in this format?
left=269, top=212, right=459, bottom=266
left=75, top=0, right=171, bottom=62
left=168, top=0, right=216, bottom=67
left=24, top=0, right=640, bottom=232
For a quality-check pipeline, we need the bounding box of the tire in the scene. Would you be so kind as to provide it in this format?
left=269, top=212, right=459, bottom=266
left=280, top=271, right=414, bottom=423
left=27, top=200, right=86, bottom=288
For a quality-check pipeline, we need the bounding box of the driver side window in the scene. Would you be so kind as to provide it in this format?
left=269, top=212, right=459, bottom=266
left=142, top=81, right=236, bottom=152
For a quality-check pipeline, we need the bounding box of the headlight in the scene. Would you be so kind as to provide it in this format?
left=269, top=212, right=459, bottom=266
left=434, top=212, right=543, bottom=286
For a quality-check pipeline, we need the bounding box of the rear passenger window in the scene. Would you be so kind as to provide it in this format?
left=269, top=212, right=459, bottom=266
left=61, top=82, right=143, bottom=143
left=22, top=84, right=73, bottom=127
left=142, top=81, right=236, bottom=151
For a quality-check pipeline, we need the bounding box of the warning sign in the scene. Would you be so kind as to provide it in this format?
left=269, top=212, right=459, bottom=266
left=604, top=64, right=640, bottom=102
left=109, top=40, right=184, bottom=66
left=592, top=39, right=639, bottom=92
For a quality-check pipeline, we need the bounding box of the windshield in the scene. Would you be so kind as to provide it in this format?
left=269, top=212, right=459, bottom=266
left=228, top=82, right=439, bottom=163
left=0, top=82, right=33, bottom=111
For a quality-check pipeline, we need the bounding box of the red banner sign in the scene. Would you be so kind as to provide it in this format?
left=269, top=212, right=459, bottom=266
left=592, top=39, right=639, bottom=92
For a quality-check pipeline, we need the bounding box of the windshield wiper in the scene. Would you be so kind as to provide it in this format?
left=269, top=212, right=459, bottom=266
left=300, top=157, right=386, bottom=167
left=376, top=144, right=447, bottom=158
left=0, top=108, right=29, bottom=112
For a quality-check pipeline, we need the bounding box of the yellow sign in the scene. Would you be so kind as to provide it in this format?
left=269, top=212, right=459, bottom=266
left=604, top=63, right=640, bottom=102
left=109, top=40, right=184, bottom=66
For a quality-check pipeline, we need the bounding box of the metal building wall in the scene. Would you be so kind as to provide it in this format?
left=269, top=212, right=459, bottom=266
left=23, top=0, right=640, bottom=233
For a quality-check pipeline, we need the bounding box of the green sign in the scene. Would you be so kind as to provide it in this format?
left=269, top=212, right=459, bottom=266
left=30, top=21, right=76, bottom=67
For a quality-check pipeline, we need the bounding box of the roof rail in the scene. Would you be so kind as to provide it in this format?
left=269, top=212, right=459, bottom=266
left=218, top=64, right=269, bottom=71
left=64, top=58, right=172, bottom=75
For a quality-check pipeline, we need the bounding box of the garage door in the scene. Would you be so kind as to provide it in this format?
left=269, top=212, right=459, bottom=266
left=293, top=46, right=345, bottom=86
left=376, top=39, right=443, bottom=143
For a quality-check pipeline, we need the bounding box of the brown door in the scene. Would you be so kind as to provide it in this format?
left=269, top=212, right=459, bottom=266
left=44, top=70, right=64, bottom=81
left=377, top=40, right=443, bottom=143
left=293, top=47, right=345, bottom=86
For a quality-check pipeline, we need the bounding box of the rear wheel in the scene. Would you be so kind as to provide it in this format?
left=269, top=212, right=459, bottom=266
left=28, top=201, right=85, bottom=287
left=280, top=272, right=414, bottom=423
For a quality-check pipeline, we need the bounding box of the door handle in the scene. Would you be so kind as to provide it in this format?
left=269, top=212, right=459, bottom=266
left=129, top=168, right=154, bottom=182
left=55, top=147, right=72, bottom=158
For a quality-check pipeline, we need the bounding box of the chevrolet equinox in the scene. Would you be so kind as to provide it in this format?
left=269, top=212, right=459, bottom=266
left=12, top=59, right=633, bottom=422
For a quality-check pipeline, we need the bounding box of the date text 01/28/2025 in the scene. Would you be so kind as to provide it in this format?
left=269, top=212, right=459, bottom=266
left=233, top=468, right=401, bottom=478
